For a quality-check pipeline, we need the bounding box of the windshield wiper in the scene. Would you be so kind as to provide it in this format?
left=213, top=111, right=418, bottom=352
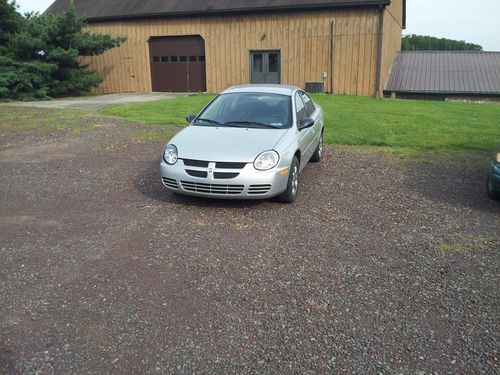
left=223, top=121, right=278, bottom=129
left=195, top=118, right=221, bottom=126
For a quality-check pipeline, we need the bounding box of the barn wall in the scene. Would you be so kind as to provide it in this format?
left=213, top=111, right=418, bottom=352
left=82, top=7, right=401, bottom=96
left=380, top=0, right=403, bottom=95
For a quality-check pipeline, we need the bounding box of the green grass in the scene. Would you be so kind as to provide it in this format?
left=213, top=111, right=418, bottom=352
left=314, top=95, right=500, bottom=153
left=99, top=94, right=500, bottom=156
left=100, top=94, right=215, bottom=125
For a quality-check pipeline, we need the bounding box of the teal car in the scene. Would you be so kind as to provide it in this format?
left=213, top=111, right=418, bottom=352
left=487, top=146, right=500, bottom=200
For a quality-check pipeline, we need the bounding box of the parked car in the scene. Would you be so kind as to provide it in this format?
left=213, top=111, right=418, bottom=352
left=160, top=84, right=324, bottom=203
left=487, top=145, right=500, bottom=200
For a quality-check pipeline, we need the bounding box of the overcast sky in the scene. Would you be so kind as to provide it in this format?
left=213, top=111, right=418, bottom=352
left=15, top=0, right=500, bottom=51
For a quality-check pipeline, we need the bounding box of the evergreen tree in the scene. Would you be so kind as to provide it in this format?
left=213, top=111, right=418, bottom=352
left=0, top=1, right=125, bottom=100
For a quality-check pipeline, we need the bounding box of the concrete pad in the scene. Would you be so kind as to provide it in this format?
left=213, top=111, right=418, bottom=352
left=4, top=92, right=194, bottom=110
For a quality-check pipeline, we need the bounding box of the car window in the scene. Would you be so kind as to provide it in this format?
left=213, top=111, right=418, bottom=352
left=195, top=93, right=292, bottom=128
left=299, top=91, right=316, bottom=117
left=295, top=93, right=308, bottom=123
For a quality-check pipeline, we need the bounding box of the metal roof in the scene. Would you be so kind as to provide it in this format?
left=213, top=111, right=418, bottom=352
left=385, top=51, right=500, bottom=95
left=45, top=0, right=391, bottom=21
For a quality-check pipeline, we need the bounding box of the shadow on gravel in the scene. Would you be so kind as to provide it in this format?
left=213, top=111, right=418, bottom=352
left=407, top=163, right=500, bottom=213
left=134, top=161, right=267, bottom=208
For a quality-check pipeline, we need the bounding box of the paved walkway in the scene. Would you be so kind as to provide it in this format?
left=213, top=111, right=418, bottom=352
left=4, top=92, right=192, bottom=110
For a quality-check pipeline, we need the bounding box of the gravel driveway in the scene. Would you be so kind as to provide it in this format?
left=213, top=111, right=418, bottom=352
left=3, top=92, right=190, bottom=110
left=0, top=109, right=498, bottom=374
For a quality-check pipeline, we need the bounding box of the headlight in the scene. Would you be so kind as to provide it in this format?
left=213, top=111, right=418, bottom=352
left=163, top=144, right=178, bottom=165
left=496, top=152, right=500, bottom=163
left=254, top=150, right=279, bottom=171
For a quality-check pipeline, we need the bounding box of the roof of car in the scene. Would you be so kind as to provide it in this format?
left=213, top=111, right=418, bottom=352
left=222, top=84, right=299, bottom=96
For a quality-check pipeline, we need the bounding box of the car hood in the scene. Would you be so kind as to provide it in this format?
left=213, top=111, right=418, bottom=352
left=171, top=126, right=289, bottom=162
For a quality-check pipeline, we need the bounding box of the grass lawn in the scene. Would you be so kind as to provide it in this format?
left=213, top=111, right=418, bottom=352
left=100, top=94, right=500, bottom=156
left=101, top=94, right=216, bottom=126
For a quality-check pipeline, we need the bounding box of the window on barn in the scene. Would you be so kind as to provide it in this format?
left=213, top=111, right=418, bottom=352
left=253, top=53, right=263, bottom=73
left=269, top=53, right=279, bottom=73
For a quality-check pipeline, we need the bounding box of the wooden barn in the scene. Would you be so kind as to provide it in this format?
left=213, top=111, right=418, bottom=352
left=46, top=0, right=406, bottom=97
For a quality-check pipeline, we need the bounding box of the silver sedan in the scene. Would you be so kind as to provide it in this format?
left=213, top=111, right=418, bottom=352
left=160, top=84, right=324, bottom=203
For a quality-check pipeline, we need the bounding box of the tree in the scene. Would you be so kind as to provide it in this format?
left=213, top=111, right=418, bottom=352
left=0, top=0, right=23, bottom=46
left=0, top=1, right=125, bottom=100
left=402, top=34, right=483, bottom=51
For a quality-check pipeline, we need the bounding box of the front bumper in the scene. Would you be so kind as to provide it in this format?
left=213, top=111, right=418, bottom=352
left=160, top=159, right=290, bottom=199
left=489, top=163, right=500, bottom=192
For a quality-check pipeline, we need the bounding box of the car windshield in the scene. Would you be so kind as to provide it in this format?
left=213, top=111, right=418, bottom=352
left=194, top=92, right=292, bottom=129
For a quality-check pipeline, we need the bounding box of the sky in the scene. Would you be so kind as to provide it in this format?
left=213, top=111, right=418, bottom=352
left=15, top=0, right=500, bottom=51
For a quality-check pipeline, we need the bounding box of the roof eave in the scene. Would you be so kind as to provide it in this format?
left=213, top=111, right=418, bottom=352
left=82, top=1, right=391, bottom=23
left=384, top=90, right=500, bottom=96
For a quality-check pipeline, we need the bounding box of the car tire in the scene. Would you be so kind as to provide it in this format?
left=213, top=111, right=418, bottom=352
left=487, top=175, right=500, bottom=200
left=278, top=156, right=300, bottom=203
left=310, top=132, right=323, bottom=162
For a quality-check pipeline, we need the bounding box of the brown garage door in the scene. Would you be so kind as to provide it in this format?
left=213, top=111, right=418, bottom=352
left=149, top=35, right=207, bottom=92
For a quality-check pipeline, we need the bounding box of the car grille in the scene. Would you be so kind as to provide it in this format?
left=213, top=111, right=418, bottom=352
left=182, top=159, right=209, bottom=168
left=186, top=170, right=208, bottom=178
left=214, top=172, right=239, bottom=179
left=182, top=159, right=247, bottom=170
left=248, top=184, right=272, bottom=195
left=215, top=162, right=247, bottom=169
left=162, top=177, right=178, bottom=190
left=180, top=181, right=244, bottom=195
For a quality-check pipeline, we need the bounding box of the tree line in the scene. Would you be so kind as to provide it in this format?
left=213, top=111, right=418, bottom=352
left=402, top=34, right=483, bottom=51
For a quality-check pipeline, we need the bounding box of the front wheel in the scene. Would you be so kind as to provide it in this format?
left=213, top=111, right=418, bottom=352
left=487, top=175, right=500, bottom=200
left=278, top=156, right=300, bottom=203
left=310, top=133, right=323, bottom=162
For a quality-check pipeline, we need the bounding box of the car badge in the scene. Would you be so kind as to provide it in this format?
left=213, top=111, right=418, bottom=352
left=209, top=168, right=213, bottom=173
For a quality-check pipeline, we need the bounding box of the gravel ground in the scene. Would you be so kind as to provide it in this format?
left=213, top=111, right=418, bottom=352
left=0, top=112, right=499, bottom=374
left=2, top=92, right=190, bottom=110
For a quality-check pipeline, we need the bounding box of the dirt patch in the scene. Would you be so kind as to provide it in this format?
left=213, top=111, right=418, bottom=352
left=0, top=142, right=77, bottom=163
left=0, top=110, right=498, bottom=374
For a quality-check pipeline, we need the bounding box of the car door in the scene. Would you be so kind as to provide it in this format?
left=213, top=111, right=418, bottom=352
left=298, top=90, right=322, bottom=149
left=295, top=92, right=317, bottom=168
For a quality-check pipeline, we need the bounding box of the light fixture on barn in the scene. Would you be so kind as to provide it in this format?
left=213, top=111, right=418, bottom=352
left=260, top=33, right=267, bottom=41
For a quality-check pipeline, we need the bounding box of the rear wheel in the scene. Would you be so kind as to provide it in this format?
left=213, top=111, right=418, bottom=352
left=310, top=132, right=323, bottom=162
left=278, top=156, right=300, bottom=203
left=487, top=175, right=500, bottom=200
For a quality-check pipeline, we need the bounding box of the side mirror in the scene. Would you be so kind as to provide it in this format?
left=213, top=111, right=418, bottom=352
left=298, top=117, right=315, bottom=130
left=186, top=114, right=197, bottom=123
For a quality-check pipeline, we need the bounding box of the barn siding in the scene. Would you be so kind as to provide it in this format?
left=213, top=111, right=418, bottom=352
left=380, top=0, right=403, bottom=95
left=82, top=6, right=400, bottom=96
